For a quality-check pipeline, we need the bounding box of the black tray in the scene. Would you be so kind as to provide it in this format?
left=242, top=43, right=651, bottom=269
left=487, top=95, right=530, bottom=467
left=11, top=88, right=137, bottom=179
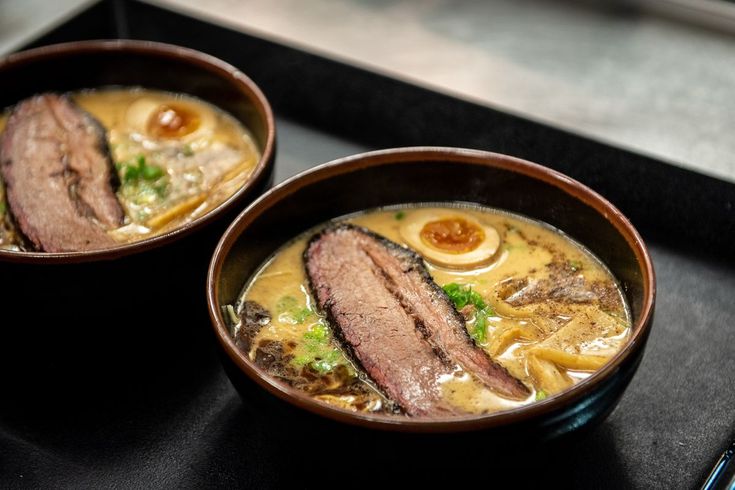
left=2, top=1, right=734, bottom=488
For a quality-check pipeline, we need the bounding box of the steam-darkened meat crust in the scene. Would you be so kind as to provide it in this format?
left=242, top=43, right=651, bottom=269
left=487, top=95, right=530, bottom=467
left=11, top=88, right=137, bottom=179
left=0, top=94, right=124, bottom=252
left=304, top=223, right=529, bottom=417
left=236, top=300, right=272, bottom=352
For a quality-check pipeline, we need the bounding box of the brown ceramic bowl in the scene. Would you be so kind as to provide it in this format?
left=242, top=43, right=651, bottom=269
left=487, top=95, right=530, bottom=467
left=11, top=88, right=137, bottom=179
left=207, top=147, right=655, bottom=435
left=0, top=41, right=274, bottom=387
left=0, top=40, right=275, bottom=263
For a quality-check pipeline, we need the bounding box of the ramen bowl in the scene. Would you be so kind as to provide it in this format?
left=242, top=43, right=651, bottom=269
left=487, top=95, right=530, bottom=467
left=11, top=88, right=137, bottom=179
left=207, top=147, right=655, bottom=436
left=0, top=40, right=275, bottom=398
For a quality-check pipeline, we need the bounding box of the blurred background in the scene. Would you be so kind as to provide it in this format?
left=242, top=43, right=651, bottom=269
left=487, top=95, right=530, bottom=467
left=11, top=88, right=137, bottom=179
left=2, top=0, right=734, bottom=184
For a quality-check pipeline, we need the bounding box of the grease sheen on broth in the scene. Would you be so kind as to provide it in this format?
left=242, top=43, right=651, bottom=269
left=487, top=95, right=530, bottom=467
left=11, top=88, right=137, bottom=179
left=233, top=205, right=631, bottom=416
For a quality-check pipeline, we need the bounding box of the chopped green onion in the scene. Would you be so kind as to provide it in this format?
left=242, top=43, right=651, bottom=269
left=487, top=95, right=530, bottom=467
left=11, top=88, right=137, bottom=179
left=292, top=355, right=310, bottom=367
left=276, top=295, right=298, bottom=311
left=121, top=164, right=139, bottom=183
left=276, top=296, right=348, bottom=375
left=117, top=154, right=166, bottom=186
left=303, top=322, right=329, bottom=342
left=535, top=390, right=548, bottom=401
left=153, top=181, right=169, bottom=198
left=443, top=283, right=494, bottom=344
left=311, top=350, right=342, bottom=373
left=442, top=283, right=488, bottom=311
left=469, top=291, right=487, bottom=310
left=293, top=308, right=312, bottom=324
left=141, top=164, right=164, bottom=181
left=394, top=211, right=406, bottom=220
left=291, top=319, right=348, bottom=375
left=276, top=296, right=315, bottom=324
left=473, top=310, right=488, bottom=344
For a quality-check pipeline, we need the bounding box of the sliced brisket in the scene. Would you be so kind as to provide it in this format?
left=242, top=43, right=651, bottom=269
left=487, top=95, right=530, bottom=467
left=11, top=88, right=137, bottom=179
left=305, top=224, right=528, bottom=417
left=0, top=94, right=124, bottom=252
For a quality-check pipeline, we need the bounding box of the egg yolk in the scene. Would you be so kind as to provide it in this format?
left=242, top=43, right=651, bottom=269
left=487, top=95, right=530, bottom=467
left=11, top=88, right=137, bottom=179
left=420, top=218, right=485, bottom=253
left=147, top=104, right=200, bottom=138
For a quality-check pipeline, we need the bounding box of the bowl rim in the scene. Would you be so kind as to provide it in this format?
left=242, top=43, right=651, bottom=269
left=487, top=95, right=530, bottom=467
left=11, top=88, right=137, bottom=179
left=207, top=146, right=656, bottom=432
left=0, top=39, right=275, bottom=264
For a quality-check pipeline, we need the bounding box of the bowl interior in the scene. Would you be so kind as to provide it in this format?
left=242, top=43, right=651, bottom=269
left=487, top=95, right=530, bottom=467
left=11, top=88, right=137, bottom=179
left=211, top=148, right=654, bottom=430
left=0, top=42, right=270, bottom=151
left=0, top=40, right=274, bottom=261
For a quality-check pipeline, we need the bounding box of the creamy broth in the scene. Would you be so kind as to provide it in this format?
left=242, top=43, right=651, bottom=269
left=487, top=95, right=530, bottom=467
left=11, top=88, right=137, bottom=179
left=0, top=88, right=260, bottom=250
left=233, top=205, right=631, bottom=416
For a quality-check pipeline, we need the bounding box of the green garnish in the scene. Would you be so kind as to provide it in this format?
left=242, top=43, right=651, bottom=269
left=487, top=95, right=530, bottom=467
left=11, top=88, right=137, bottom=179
left=276, top=296, right=314, bottom=324
left=292, top=320, right=348, bottom=374
left=535, top=390, right=548, bottom=401
left=141, top=164, right=164, bottom=181
left=394, top=211, right=406, bottom=220
left=117, top=155, right=167, bottom=185
left=473, top=311, right=488, bottom=344
left=276, top=295, right=298, bottom=311
left=152, top=180, right=169, bottom=198
left=443, top=283, right=494, bottom=344
left=568, top=259, right=583, bottom=272
left=116, top=155, right=170, bottom=208
left=182, top=144, right=194, bottom=157
left=120, top=179, right=169, bottom=206
left=303, top=322, right=329, bottom=342
left=120, top=163, right=139, bottom=184
left=443, top=283, right=487, bottom=310
left=311, top=349, right=343, bottom=374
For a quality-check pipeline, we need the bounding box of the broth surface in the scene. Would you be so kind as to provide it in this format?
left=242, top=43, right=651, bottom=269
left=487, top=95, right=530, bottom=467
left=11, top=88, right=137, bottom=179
left=234, top=205, right=631, bottom=416
left=0, top=88, right=260, bottom=250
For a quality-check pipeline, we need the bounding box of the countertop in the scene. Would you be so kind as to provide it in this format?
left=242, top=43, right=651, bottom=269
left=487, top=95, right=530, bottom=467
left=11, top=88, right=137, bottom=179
left=2, top=0, right=735, bottom=183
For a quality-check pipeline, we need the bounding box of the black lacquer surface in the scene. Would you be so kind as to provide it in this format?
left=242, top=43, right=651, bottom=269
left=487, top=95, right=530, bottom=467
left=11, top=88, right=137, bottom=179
left=2, top=1, right=734, bottom=488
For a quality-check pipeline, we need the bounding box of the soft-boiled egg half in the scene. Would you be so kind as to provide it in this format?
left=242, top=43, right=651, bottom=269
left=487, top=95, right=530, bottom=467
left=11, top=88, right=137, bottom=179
left=400, top=209, right=501, bottom=269
left=125, top=95, right=216, bottom=142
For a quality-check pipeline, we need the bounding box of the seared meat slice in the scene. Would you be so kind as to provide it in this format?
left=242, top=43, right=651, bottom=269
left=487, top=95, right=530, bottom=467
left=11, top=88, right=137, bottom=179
left=501, top=260, right=624, bottom=313
left=305, top=224, right=528, bottom=416
left=0, top=94, right=124, bottom=251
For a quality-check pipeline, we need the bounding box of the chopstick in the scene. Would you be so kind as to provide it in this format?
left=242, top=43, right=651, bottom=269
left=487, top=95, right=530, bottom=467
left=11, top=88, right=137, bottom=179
left=701, top=438, right=735, bottom=490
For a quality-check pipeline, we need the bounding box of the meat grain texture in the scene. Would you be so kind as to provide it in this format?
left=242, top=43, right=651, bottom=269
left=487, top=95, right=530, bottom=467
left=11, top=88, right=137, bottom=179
left=0, top=94, right=124, bottom=252
left=305, top=223, right=529, bottom=417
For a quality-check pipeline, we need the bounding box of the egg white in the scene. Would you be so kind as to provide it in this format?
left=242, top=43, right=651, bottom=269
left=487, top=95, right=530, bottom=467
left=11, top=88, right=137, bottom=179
left=124, top=96, right=216, bottom=143
left=399, top=209, right=501, bottom=269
